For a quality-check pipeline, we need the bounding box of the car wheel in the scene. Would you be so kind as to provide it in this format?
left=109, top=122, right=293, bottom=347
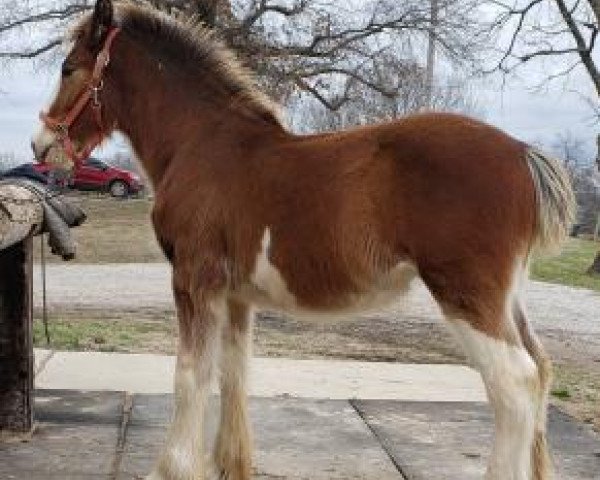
left=109, top=180, right=129, bottom=198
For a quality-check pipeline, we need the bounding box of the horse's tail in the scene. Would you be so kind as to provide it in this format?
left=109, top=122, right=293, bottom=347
left=525, top=147, right=576, bottom=253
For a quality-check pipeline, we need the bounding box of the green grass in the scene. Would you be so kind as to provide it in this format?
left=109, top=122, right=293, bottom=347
left=551, top=363, right=600, bottom=429
left=531, top=238, right=600, bottom=292
left=551, top=388, right=571, bottom=399
left=33, top=316, right=176, bottom=353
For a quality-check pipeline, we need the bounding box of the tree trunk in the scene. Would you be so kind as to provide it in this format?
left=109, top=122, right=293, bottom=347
left=586, top=135, right=600, bottom=276
left=555, top=0, right=600, bottom=97
left=588, top=0, right=600, bottom=27
left=588, top=251, right=600, bottom=276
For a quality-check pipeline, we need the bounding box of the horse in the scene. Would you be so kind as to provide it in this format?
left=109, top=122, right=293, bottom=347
left=31, top=1, right=575, bottom=479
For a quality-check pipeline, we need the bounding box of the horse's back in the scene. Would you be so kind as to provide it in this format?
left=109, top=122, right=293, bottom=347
left=235, top=113, right=535, bottom=313
left=277, top=111, right=535, bottom=264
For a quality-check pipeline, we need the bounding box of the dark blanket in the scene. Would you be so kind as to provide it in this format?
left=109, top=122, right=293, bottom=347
left=2, top=163, right=48, bottom=184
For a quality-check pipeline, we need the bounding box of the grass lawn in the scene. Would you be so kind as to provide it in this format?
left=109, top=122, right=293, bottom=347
left=34, top=195, right=164, bottom=264
left=531, top=238, right=600, bottom=292
left=550, top=363, right=600, bottom=429
left=33, top=309, right=177, bottom=353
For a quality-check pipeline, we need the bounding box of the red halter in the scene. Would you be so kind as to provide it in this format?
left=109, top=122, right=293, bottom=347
left=40, top=27, right=120, bottom=166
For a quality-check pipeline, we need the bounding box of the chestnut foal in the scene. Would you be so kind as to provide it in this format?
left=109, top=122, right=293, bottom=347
left=32, top=1, right=575, bottom=479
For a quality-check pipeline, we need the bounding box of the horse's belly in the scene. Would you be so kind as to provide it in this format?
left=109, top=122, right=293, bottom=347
left=235, top=257, right=418, bottom=320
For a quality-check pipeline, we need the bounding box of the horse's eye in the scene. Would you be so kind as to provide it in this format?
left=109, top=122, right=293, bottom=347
left=61, top=62, right=75, bottom=77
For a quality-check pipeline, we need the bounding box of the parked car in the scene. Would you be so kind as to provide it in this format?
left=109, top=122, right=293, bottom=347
left=33, top=157, right=144, bottom=197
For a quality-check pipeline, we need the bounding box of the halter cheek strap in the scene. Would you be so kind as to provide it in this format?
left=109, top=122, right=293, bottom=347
left=40, top=27, right=120, bottom=166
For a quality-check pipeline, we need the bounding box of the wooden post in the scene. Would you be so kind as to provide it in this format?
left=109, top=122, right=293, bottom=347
left=0, top=181, right=83, bottom=434
left=0, top=237, right=34, bottom=434
left=0, top=182, right=43, bottom=436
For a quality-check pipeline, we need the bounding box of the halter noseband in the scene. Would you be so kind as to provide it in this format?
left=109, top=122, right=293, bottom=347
left=40, top=27, right=120, bottom=166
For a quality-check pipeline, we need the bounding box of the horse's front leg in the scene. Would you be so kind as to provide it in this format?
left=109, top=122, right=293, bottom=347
left=148, top=279, right=226, bottom=480
left=212, top=300, right=253, bottom=480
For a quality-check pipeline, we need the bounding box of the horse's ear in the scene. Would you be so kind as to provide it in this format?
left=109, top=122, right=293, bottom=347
left=89, top=0, right=113, bottom=49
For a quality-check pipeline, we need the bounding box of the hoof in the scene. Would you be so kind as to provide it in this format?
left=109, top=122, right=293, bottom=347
left=207, top=458, right=250, bottom=480
left=206, top=462, right=226, bottom=480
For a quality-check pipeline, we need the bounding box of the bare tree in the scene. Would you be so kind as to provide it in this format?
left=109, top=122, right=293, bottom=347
left=0, top=0, right=485, bottom=109
left=483, top=0, right=600, bottom=273
left=551, top=131, right=590, bottom=177
left=483, top=0, right=599, bottom=103
left=289, top=54, right=481, bottom=133
left=549, top=132, right=599, bottom=237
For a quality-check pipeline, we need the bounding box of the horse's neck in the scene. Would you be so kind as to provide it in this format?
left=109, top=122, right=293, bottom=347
left=111, top=59, right=283, bottom=188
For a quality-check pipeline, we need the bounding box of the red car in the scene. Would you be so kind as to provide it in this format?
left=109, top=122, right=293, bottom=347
left=33, top=157, right=144, bottom=197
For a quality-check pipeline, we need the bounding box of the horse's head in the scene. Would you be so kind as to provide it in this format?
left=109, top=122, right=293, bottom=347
left=32, top=0, right=118, bottom=171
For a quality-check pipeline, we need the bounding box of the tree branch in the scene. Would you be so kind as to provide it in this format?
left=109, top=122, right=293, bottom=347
left=0, top=39, right=62, bottom=59
left=0, top=4, right=89, bottom=34
left=554, top=0, right=600, bottom=96
left=241, top=0, right=308, bottom=30
left=494, top=0, right=545, bottom=72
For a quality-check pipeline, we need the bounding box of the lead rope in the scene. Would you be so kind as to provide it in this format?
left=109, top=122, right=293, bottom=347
left=40, top=233, right=50, bottom=345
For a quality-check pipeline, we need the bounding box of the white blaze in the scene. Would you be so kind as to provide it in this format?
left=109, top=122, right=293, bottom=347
left=31, top=73, right=62, bottom=159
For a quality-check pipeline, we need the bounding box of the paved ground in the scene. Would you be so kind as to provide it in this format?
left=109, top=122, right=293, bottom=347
left=33, top=350, right=487, bottom=400
left=0, top=351, right=592, bottom=479
left=2, top=389, right=599, bottom=479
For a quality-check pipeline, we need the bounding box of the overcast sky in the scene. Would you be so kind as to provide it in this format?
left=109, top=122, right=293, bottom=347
left=0, top=14, right=598, bottom=165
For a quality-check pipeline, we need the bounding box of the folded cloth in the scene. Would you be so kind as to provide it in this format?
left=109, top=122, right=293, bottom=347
left=2, top=163, right=48, bottom=184
left=0, top=176, right=86, bottom=260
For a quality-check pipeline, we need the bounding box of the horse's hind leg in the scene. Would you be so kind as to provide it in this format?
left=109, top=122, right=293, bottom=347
left=212, top=300, right=253, bottom=480
left=425, top=266, right=550, bottom=480
left=513, top=298, right=553, bottom=479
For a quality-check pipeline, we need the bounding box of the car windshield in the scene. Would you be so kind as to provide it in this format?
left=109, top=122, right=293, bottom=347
left=86, top=158, right=107, bottom=169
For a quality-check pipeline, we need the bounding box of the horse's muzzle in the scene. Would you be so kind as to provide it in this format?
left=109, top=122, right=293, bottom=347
left=31, top=125, right=56, bottom=162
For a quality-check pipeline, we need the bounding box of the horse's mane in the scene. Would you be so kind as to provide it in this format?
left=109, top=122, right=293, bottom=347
left=104, top=2, right=284, bottom=126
